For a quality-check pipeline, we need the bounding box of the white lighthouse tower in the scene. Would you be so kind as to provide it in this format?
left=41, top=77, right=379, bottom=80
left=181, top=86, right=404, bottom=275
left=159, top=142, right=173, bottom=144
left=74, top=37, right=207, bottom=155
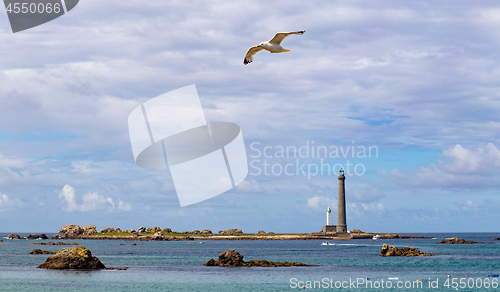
left=322, top=207, right=336, bottom=233
left=327, top=207, right=331, bottom=225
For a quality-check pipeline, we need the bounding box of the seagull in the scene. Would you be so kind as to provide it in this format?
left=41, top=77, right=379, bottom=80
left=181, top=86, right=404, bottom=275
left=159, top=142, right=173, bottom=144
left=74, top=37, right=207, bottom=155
left=243, top=30, right=305, bottom=65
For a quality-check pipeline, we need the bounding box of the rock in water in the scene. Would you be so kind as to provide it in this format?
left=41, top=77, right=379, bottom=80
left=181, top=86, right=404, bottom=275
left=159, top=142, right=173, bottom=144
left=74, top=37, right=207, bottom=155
left=30, top=249, right=57, bottom=254
left=211, top=249, right=245, bottom=266
left=380, top=244, right=434, bottom=257
left=8, top=233, right=25, bottom=239
left=37, top=246, right=106, bottom=270
left=27, top=233, right=48, bottom=240
left=436, top=237, right=484, bottom=244
left=204, top=249, right=312, bottom=267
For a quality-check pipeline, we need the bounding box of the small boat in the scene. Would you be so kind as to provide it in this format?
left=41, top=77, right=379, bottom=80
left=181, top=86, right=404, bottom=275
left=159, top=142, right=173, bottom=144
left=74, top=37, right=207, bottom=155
left=372, top=235, right=380, bottom=240
left=388, top=277, right=399, bottom=280
left=489, top=275, right=499, bottom=278
left=321, top=242, right=335, bottom=246
left=199, top=241, right=204, bottom=244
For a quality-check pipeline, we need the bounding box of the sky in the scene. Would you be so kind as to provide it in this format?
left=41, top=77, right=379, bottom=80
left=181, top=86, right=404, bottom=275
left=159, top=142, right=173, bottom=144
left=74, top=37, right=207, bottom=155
left=1, top=0, right=500, bottom=233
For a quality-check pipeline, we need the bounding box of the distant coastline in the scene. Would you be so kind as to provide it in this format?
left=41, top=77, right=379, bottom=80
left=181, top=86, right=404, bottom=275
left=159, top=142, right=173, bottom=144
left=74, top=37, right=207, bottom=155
left=5, top=224, right=430, bottom=241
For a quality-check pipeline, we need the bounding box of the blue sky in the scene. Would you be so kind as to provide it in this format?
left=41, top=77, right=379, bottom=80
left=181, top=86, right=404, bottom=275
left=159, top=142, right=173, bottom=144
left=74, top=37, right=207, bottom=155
left=1, top=0, right=500, bottom=233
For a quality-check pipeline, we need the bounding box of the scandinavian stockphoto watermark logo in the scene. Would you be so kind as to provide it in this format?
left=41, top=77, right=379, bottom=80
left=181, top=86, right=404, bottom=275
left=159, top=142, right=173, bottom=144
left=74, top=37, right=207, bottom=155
left=3, top=0, right=79, bottom=33
left=128, top=85, right=248, bottom=207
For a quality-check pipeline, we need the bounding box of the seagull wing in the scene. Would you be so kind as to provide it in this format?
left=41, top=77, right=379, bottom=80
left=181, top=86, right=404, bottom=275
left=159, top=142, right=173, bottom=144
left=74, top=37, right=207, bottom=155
left=244, top=45, right=265, bottom=65
left=268, top=30, right=305, bottom=45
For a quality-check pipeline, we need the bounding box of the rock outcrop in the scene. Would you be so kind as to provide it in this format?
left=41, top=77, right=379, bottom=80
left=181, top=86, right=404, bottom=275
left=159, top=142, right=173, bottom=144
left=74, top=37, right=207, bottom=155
left=183, top=230, right=201, bottom=234
left=82, top=225, right=97, bottom=235
left=352, top=229, right=363, bottom=233
left=147, top=227, right=161, bottom=233
left=204, top=249, right=311, bottom=267
left=100, top=227, right=115, bottom=233
left=153, top=231, right=164, bottom=240
left=218, top=228, right=243, bottom=235
left=8, top=233, right=25, bottom=239
left=201, top=229, right=212, bottom=235
left=50, top=225, right=97, bottom=239
left=137, top=227, right=147, bottom=233
left=37, top=246, right=106, bottom=270
left=161, top=228, right=172, bottom=233
left=258, top=230, right=266, bottom=234
left=380, top=244, right=434, bottom=256
left=436, top=237, right=484, bottom=244
left=183, top=229, right=212, bottom=235
left=30, top=249, right=57, bottom=254
left=27, top=233, right=48, bottom=240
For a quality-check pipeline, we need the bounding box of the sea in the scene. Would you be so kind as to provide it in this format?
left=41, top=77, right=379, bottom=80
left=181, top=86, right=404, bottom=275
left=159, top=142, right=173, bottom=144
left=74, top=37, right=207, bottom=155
left=1, top=232, right=500, bottom=291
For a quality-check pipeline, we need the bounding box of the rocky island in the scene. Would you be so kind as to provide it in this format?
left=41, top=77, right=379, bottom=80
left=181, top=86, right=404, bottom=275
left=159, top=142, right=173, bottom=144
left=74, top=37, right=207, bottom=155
left=8, top=233, right=26, bottom=239
left=204, top=249, right=313, bottom=267
left=436, top=237, right=484, bottom=244
left=38, top=246, right=106, bottom=270
left=40, top=224, right=430, bottom=242
left=380, top=244, right=435, bottom=256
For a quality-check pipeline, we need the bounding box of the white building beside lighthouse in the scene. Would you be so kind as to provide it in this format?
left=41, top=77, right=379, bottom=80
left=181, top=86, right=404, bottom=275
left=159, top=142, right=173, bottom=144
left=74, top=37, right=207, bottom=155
left=322, top=207, right=336, bottom=233
left=327, top=207, right=331, bottom=225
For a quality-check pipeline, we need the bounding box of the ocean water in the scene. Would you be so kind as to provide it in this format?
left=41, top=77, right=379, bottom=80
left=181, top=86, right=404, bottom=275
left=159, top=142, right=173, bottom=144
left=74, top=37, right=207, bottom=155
left=1, top=233, right=500, bottom=291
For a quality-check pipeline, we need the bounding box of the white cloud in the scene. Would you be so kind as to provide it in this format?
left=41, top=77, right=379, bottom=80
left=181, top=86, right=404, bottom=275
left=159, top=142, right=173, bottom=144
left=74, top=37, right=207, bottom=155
left=363, top=202, right=385, bottom=212
left=348, top=57, right=391, bottom=70
left=456, top=200, right=478, bottom=211
left=306, top=195, right=337, bottom=209
left=441, top=143, right=500, bottom=174
left=348, top=185, right=384, bottom=202
left=306, top=196, right=321, bottom=208
left=59, top=184, right=78, bottom=212
left=71, top=161, right=99, bottom=174
left=349, top=202, right=385, bottom=216
left=235, top=179, right=263, bottom=193
left=0, top=193, right=24, bottom=211
left=58, top=184, right=131, bottom=212
left=0, top=154, right=27, bottom=168
left=386, top=143, right=500, bottom=190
